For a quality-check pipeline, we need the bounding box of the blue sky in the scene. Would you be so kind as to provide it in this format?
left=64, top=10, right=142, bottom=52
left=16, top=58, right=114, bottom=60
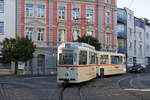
left=117, top=0, right=150, bottom=19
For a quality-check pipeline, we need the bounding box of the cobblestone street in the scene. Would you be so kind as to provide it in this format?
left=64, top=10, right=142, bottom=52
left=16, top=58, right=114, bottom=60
left=0, top=72, right=150, bottom=100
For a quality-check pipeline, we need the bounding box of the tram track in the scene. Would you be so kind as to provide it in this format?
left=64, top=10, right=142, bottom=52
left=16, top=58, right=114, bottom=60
left=0, top=82, right=10, bottom=100
left=59, top=83, right=86, bottom=100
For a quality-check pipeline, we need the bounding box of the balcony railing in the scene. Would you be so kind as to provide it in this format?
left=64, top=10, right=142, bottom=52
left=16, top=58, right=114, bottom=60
left=117, top=32, right=127, bottom=38
left=117, top=48, right=127, bottom=53
left=117, top=16, right=126, bottom=24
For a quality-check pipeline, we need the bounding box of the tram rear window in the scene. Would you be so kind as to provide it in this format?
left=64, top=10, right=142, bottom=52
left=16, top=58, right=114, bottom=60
left=59, top=53, right=77, bottom=65
left=111, top=56, right=123, bottom=64
left=79, top=51, right=87, bottom=65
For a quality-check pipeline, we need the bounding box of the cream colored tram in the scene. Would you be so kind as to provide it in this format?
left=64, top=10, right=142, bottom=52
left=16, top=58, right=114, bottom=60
left=57, top=42, right=97, bottom=83
left=96, top=51, right=126, bottom=76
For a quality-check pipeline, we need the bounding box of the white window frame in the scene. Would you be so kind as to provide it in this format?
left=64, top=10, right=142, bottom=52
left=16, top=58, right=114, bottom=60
left=57, top=5, right=66, bottom=20
left=37, top=5, right=45, bottom=18
left=0, top=22, right=4, bottom=35
left=0, top=0, right=4, bottom=12
left=72, top=29, right=80, bottom=41
left=106, top=33, right=111, bottom=48
left=86, top=7, right=94, bottom=23
left=25, top=27, right=33, bottom=40
left=58, top=29, right=66, bottom=42
left=105, top=11, right=111, bottom=24
left=86, top=30, right=94, bottom=37
left=37, top=28, right=45, bottom=41
left=105, top=0, right=110, bottom=4
left=72, top=7, right=80, bottom=21
left=25, top=4, right=34, bottom=17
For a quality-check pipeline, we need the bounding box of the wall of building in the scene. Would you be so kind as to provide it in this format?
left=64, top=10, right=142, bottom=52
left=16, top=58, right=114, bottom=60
left=0, top=0, right=16, bottom=75
left=125, top=7, right=135, bottom=67
left=117, top=8, right=127, bottom=54
left=144, top=25, right=150, bottom=66
left=134, top=24, right=145, bottom=65
left=0, top=0, right=16, bottom=42
left=14, top=0, right=117, bottom=75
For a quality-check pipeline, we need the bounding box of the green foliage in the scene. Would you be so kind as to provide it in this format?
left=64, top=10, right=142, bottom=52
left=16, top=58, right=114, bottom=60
left=74, top=35, right=102, bottom=51
left=2, top=37, right=36, bottom=63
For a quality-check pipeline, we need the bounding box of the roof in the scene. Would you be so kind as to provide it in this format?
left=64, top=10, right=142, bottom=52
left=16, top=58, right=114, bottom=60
left=58, top=42, right=95, bottom=51
left=96, top=51, right=125, bottom=56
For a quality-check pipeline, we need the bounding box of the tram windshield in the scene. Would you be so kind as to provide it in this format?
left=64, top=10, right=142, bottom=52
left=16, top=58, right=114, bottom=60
left=59, top=51, right=77, bottom=65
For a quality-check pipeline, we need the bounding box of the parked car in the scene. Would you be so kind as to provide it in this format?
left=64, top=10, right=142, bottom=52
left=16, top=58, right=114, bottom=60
left=128, top=64, right=146, bottom=73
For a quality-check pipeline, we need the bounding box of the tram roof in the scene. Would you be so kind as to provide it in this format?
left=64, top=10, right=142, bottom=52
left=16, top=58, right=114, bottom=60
left=58, top=42, right=95, bottom=51
left=96, top=51, right=125, bottom=56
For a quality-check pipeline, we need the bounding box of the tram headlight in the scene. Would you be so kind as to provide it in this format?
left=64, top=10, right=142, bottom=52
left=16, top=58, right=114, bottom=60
left=70, top=68, right=75, bottom=71
left=65, top=73, right=69, bottom=76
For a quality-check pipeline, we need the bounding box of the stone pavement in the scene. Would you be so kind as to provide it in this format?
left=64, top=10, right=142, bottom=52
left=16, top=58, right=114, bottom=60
left=0, top=74, right=149, bottom=100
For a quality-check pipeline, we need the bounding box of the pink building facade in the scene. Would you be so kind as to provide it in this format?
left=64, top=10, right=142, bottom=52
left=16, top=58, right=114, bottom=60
left=17, top=0, right=117, bottom=51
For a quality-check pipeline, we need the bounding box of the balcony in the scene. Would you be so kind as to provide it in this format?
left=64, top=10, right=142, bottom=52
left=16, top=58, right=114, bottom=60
left=117, top=16, right=126, bottom=24
left=117, top=48, right=127, bottom=54
left=117, top=32, right=127, bottom=38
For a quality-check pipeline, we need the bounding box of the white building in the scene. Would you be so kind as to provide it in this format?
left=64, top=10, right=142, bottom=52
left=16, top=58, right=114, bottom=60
left=134, top=17, right=145, bottom=65
left=125, top=7, right=135, bottom=67
left=144, top=19, right=150, bottom=66
left=0, top=0, right=16, bottom=43
left=0, top=0, right=16, bottom=74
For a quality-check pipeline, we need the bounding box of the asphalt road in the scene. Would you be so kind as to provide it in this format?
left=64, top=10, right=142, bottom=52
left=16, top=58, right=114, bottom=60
left=0, top=72, right=150, bottom=100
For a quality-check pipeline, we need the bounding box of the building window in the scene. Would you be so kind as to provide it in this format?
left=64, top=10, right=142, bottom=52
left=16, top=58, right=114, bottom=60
left=128, top=28, right=132, bottom=36
left=25, top=27, right=33, bottom=40
left=146, top=33, right=149, bottom=39
left=58, top=29, right=66, bottom=42
left=86, top=7, right=94, bottom=22
left=128, top=13, right=132, bottom=21
left=0, top=0, right=4, bottom=12
left=0, top=22, right=4, bottom=34
left=134, top=40, right=136, bottom=55
left=86, top=30, right=94, bottom=37
left=118, top=12, right=125, bottom=19
left=72, top=7, right=80, bottom=21
left=106, top=33, right=111, bottom=48
left=139, top=32, right=142, bottom=40
left=105, top=0, right=110, bottom=4
left=37, top=5, right=45, bottom=18
left=129, top=42, right=132, bottom=49
left=118, top=24, right=125, bottom=33
left=139, top=45, right=142, bottom=56
left=58, top=6, right=66, bottom=20
left=37, top=28, right=45, bottom=41
left=25, top=4, right=34, bottom=17
left=72, top=29, right=80, bottom=41
left=118, top=39, right=125, bottom=49
left=105, top=11, right=111, bottom=24
left=147, top=45, right=149, bottom=55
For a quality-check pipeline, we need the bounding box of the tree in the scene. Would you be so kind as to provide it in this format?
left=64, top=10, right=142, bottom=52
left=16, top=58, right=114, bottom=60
left=2, top=37, right=36, bottom=74
left=74, top=35, right=102, bottom=51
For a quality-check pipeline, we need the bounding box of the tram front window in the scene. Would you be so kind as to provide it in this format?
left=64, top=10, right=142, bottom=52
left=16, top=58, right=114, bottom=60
left=59, top=53, right=77, bottom=65
left=79, top=51, right=87, bottom=65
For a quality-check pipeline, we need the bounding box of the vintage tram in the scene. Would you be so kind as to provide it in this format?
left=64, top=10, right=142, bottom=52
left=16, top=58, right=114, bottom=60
left=57, top=42, right=126, bottom=83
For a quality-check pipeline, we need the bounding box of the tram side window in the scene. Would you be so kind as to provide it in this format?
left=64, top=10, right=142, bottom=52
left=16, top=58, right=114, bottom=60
left=100, top=55, right=109, bottom=64
left=96, top=56, right=98, bottom=64
left=89, top=52, right=95, bottom=64
left=79, top=51, right=87, bottom=65
left=59, top=53, right=63, bottom=64
left=119, top=56, right=123, bottom=64
left=111, top=56, right=122, bottom=64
